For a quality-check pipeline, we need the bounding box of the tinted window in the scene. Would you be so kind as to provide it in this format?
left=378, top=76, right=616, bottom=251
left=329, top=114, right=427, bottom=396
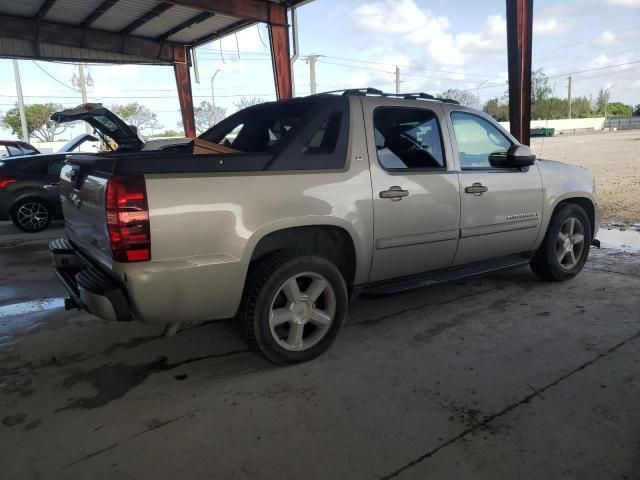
left=451, top=112, right=511, bottom=169
left=7, top=145, right=22, bottom=156
left=19, top=143, right=38, bottom=155
left=203, top=101, right=316, bottom=153
left=373, top=107, right=445, bottom=170
left=303, top=112, right=342, bottom=155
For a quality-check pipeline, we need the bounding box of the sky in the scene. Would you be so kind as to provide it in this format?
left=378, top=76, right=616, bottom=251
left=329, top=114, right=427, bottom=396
left=0, top=0, right=639, bottom=140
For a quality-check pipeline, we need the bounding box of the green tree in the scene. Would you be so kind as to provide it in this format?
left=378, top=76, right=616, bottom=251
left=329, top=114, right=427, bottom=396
left=594, top=89, right=610, bottom=115
left=233, top=97, right=264, bottom=111
left=1, top=103, right=68, bottom=142
left=633, top=104, right=640, bottom=116
left=439, top=88, right=478, bottom=107
left=531, top=68, right=552, bottom=104
left=111, top=102, right=162, bottom=131
left=192, top=101, right=227, bottom=134
left=482, top=98, right=509, bottom=121
left=154, top=129, right=183, bottom=138
left=606, top=102, right=633, bottom=117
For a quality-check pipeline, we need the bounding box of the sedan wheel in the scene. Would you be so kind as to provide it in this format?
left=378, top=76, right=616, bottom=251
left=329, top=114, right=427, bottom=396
left=11, top=200, right=52, bottom=233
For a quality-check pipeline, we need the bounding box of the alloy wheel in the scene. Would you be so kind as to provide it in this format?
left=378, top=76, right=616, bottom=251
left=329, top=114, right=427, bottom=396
left=17, top=202, right=49, bottom=231
left=555, top=217, right=585, bottom=270
left=268, top=272, right=336, bottom=352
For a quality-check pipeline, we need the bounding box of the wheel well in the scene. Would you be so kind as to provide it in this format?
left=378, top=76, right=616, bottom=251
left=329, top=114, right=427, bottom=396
left=250, top=226, right=357, bottom=286
left=555, top=197, right=595, bottom=237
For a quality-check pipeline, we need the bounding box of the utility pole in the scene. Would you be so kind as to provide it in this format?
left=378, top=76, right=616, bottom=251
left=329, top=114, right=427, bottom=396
left=73, top=64, right=93, bottom=134
left=395, top=66, right=400, bottom=94
left=476, top=80, right=488, bottom=108
left=567, top=76, right=572, bottom=119
left=12, top=59, right=29, bottom=142
left=306, top=55, right=321, bottom=94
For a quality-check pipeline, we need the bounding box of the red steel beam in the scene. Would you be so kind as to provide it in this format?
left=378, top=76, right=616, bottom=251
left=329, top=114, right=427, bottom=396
left=174, top=57, right=196, bottom=138
left=506, top=0, right=533, bottom=145
left=268, top=4, right=292, bottom=100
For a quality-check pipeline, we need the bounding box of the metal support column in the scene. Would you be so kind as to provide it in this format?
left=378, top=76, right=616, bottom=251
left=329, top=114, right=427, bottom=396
left=506, top=0, right=533, bottom=145
left=268, top=3, right=292, bottom=100
left=174, top=53, right=196, bottom=138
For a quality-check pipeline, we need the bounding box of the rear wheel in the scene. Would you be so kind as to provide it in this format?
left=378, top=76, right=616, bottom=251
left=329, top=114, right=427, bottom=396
left=11, top=198, right=52, bottom=233
left=237, top=253, right=348, bottom=364
left=530, top=203, right=592, bottom=281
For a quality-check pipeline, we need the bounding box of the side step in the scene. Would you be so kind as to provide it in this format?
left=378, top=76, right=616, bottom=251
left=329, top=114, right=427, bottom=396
left=362, top=253, right=534, bottom=295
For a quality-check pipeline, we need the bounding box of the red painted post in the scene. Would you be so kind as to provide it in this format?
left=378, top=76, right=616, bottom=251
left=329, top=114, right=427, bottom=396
left=506, top=0, right=533, bottom=145
left=174, top=53, right=196, bottom=138
left=268, top=4, right=293, bottom=100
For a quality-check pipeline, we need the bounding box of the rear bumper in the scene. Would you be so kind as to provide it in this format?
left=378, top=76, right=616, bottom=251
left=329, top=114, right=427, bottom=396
left=49, top=238, right=132, bottom=322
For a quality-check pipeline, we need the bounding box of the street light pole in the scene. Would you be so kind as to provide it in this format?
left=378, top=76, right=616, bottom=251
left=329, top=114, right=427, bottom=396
left=210, top=69, right=220, bottom=109
left=12, top=59, right=29, bottom=142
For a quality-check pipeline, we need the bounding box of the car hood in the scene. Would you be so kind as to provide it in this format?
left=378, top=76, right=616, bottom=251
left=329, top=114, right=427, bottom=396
left=51, top=104, right=144, bottom=151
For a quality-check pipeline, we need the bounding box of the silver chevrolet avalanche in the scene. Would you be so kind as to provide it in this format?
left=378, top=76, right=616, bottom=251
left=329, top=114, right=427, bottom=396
left=49, top=89, right=600, bottom=364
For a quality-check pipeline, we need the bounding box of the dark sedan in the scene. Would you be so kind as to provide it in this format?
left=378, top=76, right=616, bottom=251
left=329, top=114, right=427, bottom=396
left=0, top=134, right=97, bottom=232
left=0, top=140, right=40, bottom=158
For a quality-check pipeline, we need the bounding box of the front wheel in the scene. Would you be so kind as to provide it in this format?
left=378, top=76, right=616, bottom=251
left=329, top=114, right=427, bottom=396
left=530, top=203, right=592, bottom=281
left=11, top=198, right=52, bottom=233
left=237, top=253, right=348, bottom=364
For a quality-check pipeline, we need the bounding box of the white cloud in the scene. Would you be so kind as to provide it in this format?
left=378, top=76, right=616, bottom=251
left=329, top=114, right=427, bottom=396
left=534, top=18, right=560, bottom=35
left=606, top=0, right=640, bottom=6
left=352, top=1, right=506, bottom=66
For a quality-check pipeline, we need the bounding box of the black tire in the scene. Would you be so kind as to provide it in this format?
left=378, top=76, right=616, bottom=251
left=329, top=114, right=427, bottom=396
left=530, top=203, right=592, bottom=281
left=10, top=198, right=53, bottom=233
left=237, top=252, right=348, bottom=364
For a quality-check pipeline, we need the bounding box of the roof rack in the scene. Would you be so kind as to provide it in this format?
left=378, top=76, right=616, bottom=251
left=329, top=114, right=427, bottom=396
left=311, top=88, right=460, bottom=104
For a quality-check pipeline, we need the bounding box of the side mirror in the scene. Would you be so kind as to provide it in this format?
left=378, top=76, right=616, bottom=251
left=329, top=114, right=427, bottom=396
left=489, top=144, right=536, bottom=168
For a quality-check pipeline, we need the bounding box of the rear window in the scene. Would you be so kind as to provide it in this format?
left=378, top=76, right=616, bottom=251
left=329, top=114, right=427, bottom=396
left=202, top=101, right=317, bottom=153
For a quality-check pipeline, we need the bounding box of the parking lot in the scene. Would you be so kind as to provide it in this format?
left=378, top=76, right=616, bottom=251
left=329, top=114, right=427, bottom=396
left=1, top=218, right=639, bottom=479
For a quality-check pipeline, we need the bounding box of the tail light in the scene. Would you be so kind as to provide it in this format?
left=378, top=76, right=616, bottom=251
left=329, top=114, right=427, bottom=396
left=0, top=176, right=16, bottom=188
left=105, top=175, right=150, bottom=262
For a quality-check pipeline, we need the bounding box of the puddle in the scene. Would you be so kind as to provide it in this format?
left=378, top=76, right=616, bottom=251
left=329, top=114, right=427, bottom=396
left=0, top=298, right=66, bottom=349
left=597, top=228, right=640, bottom=253
left=0, top=298, right=65, bottom=319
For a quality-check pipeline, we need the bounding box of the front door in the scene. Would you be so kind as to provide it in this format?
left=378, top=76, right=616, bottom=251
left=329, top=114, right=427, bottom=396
left=448, top=111, right=543, bottom=265
left=364, top=100, right=461, bottom=282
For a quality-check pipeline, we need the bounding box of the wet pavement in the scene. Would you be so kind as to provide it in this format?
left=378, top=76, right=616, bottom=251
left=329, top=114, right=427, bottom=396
left=0, top=220, right=639, bottom=479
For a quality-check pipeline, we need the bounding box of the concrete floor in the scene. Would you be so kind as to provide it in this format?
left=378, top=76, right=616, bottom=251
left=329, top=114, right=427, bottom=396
left=1, top=221, right=639, bottom=479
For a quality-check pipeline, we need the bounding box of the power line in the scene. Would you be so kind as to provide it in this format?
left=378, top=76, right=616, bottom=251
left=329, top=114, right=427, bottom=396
left=31, top=61, right=79, bottom=92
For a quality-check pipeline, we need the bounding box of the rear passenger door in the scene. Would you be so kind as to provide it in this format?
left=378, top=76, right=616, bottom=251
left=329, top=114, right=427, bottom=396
left=447, top=111, right=543, bottom=265
left=364, top=100, right=461, bottom=282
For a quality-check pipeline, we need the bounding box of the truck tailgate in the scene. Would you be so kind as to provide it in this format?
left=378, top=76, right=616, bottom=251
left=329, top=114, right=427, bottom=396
left=59, top=163, right=113, bottom=269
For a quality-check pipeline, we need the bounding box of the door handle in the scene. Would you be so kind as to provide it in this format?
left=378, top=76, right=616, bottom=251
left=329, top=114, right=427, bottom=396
left=379, top=186, right=409, bottom=201
left=44, top=183, right=59, bottom=190
left=464, top=182, right=488, bottom=195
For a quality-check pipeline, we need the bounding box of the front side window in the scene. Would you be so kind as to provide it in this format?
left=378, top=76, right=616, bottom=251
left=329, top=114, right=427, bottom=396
left=373, top=107, right=445, bottom=170
left=451, top=112, right=511, bottom=169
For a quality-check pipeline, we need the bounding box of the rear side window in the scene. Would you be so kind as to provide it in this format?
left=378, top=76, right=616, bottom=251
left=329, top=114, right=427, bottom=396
left=6, top=145, right=22, bottom=156
left=373, top=107, right=446, bottom=170
left=451, top=112, right=511, bottom=169
left=203, top=101, right=316, bottom=153
left=303, top=112, right=342, bottom=155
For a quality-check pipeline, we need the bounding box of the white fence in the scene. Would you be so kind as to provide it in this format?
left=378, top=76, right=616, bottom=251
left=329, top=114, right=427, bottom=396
left=499, top=117, right=607, bottom=134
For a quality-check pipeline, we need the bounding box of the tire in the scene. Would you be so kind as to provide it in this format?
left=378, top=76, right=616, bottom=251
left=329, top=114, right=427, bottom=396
left=530, top=203, right=592, bottom=281
left=10, top=198, right=53, bottom=233
left=237, top=252, right=348, bottom=364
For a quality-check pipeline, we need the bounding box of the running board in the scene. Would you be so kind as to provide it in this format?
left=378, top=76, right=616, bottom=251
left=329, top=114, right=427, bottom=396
left=362, top=253, right=534, bottom=295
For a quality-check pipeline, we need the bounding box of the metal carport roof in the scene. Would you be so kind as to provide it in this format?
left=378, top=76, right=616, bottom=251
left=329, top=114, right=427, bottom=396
left=0, top=0, right=304, bottom=64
